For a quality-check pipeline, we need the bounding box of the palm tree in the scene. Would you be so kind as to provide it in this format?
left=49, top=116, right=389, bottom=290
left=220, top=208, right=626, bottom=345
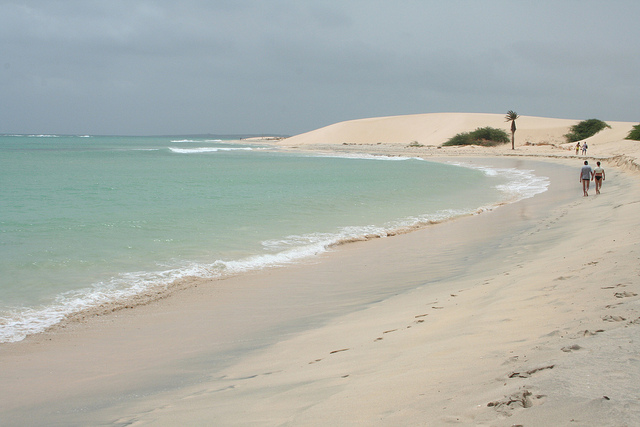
left=505, top=110, right=519, bottom=150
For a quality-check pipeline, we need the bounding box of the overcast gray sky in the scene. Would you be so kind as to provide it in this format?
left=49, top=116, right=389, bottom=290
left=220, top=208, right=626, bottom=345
left=1, top=1, right=638, bottom=135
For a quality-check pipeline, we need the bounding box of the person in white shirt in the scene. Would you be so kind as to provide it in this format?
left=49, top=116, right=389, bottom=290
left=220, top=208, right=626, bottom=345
left=592, top=161, right=605, bottom=194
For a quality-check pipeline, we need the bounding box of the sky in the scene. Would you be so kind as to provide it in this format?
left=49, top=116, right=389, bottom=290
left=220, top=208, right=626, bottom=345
left=1, top=1, right=639, bottom=136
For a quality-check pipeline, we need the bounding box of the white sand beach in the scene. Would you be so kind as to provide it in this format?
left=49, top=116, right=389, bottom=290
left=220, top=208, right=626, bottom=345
left=1, top=113, right=639, bottom=426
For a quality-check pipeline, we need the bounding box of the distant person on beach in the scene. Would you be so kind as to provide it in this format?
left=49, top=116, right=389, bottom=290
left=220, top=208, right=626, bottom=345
left=592, top=161, right=605, bottom=194
left=575, top=142, right=580, bottom=155
left=581, top=142, right=588, bottom=155
left=580, top=160, right=593, bottom=196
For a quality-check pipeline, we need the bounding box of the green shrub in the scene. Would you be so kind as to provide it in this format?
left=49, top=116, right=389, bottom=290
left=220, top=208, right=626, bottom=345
left=443, top=132, right=473, bottom=146
left=471, top=127, right=511, bottom=144
left=564, top=119, right=611, bottom=142
left=626, top=124, right=640, bottom=141
left=443, top=127, right=510, bottom=147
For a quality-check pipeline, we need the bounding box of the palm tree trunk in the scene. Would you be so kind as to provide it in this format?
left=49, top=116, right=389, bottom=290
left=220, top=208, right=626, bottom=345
left=510, top=121, right=516, bottom=150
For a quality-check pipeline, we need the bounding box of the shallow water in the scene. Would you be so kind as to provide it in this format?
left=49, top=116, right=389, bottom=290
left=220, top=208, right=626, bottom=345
left=0, top=135, right=548, bottom=342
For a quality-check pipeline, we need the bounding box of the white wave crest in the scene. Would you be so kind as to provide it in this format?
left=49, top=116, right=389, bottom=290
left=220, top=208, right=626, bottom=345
left=0, top=241, right=331, bottom=343
left=449, top=161, right=549, bottom=202
left=170, top=139, right=223, bottom=143
left=169, top=147, right=252, bottom=154
left=312, top=152, right=426, bottom=162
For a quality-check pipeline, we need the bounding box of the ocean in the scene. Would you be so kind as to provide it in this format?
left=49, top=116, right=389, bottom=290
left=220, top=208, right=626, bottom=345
left=0, top=135, right=549, bottom=343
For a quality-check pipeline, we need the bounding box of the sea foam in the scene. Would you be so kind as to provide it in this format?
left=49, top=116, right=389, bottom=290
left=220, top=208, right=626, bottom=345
left=169, top=147, right=253, bottom=154
left=449, top=161, right=550, bottom=202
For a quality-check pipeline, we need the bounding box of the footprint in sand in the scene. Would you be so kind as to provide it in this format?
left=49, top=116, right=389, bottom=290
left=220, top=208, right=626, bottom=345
left=508, top=364, right=555, bottom=378
left=408, top=313, right=429, bottom=325
left=603, top=314, right=627, bottom=322
left=487, top=389, right=546, bottom=412
left=605, top=302, right=623, bottom=308
left=581, top=329, right=605, bottom=336
left=614, top=291, right=638, bottom=298
left=374, top=328, right=400, bottom=342
left=567, top=329, right=605, bottom=339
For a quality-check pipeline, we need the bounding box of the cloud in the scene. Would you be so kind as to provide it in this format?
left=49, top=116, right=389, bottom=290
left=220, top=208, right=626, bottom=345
left=1, top=1, right=639, bottom=135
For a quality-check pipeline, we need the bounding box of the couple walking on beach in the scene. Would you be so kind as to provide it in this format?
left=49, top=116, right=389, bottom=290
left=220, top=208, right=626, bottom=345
left=575, top=142, right=588, bottom=155
left=580, top=161, right=605, bottom=196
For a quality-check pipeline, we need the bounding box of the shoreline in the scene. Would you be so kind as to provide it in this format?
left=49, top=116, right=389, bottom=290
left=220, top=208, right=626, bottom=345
left=0, top=154, right=544, bottom=345
left=2, top=113, right=640, bottom=425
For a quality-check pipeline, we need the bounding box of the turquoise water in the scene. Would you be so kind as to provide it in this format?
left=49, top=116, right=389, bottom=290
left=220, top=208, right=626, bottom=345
left=0, top=135, right=548, bottom=342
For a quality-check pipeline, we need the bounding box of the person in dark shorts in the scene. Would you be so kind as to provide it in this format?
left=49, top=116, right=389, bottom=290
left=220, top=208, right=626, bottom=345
left=592, top=161, right=605, bottom=194
left=580, top=160, right=593, bottom=196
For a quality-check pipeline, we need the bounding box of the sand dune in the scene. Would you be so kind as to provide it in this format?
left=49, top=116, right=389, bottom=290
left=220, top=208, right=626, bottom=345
left=282, top=112, right=634, bottom=149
